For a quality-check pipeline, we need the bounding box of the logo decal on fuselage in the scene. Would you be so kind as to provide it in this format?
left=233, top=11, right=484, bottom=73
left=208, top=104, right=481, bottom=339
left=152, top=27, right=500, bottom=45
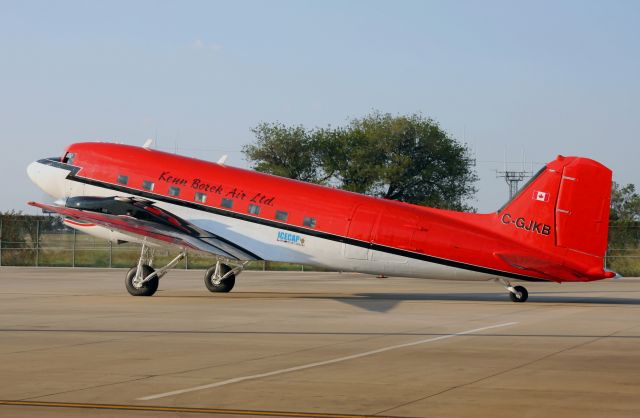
left=532, top=190, right=550, bottom=202
left=277, top=231, right=305, bottom=246
left=500, top=213, right=551, bottom=236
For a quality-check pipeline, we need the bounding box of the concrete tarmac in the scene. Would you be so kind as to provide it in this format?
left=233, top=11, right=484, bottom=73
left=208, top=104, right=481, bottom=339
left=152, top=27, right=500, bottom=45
left=1, top=267, right=640, bottom=417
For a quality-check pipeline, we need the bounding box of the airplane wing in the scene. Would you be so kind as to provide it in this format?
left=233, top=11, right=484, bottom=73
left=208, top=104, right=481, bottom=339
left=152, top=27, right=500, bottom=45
left=29, top=198, right=260, bottom=261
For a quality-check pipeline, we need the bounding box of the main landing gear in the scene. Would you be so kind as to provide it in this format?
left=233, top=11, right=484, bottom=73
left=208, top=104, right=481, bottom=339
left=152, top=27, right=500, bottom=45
left=125, top=240, right=246, bottom=296
left=495, top=278, right=529, bottom=303
left=204, top=261, right=246, bottom=293
left=125, top=242, right=186, bottom=296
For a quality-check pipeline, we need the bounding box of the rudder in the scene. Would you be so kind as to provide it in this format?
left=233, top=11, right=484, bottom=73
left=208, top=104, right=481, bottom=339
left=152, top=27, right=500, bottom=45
left=554, top=157, right=612, bottom=258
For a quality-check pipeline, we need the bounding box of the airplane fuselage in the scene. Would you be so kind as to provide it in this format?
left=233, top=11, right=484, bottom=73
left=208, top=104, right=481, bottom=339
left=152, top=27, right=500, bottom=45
left=27, top=142, right=614, bottom=286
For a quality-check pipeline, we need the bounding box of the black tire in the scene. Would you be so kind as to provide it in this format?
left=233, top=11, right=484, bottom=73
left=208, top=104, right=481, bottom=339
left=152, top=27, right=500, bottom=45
left=125, top=265, right=159, bottom=296
left=204, top=264, right=236, bottom=293
left=509, top=285, right=528, bottom=302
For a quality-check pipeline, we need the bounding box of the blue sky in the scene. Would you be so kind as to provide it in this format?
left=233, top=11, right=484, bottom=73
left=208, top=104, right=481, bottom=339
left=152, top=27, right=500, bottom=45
left=1, top=0, right=638, bottom=212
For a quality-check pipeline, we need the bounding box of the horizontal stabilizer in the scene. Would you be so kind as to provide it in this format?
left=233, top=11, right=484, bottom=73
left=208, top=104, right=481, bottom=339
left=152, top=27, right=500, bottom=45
left=495, top=252, right=615, bottom=281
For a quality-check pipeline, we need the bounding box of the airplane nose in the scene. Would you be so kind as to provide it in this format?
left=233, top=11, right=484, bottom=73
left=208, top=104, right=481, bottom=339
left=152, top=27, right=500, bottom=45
left=27, top=161, right=41, bottom=185
left=27, top=159, right=67, bottom=199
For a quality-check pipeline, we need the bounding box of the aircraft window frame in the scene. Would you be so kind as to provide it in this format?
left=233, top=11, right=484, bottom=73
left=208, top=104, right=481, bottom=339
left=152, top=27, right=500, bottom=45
left=142, top=180, right=155, bottom=191
left=303, top=216, right=317, bottom=228
left=275, top=210, right=288, bottom=221
left=195, top=192, right=207, bottom=204
left=117, top=175, right=128, bottom=185
left=248, top=204, right=260, bottom=215
left=63, top=152, right=76, bottom=165
left=168, top=186, right=181, bottom=197
left=221, top=198, right=233, bottom=209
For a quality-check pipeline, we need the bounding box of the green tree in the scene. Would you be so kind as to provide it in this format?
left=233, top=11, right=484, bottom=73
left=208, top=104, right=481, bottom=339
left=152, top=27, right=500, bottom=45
left=0, top=211, right=41, bottom=266
left=610, top=182, right=640, bottom=222
left=242, top=123, right=326, bottom=183
left=607, top=182, right=640, bottom=276
left=322, top=112, right=477, bottom=210
left=243, top=112, right=477, bottom=211
left=608, top=182, right=640, bottom=248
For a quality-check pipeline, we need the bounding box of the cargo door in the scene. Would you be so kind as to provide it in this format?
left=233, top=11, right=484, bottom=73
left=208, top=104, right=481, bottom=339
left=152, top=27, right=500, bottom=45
left=343, top=205, right=379, bottom=260
left=371, top=209, right=417, bottom=263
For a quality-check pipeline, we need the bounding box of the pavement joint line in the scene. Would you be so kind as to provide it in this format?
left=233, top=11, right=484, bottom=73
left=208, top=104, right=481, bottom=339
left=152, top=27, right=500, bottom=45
left=157, top=319, right=476, bottom=380
left=22, top=375, right=156, bottom=402
left=4, top=328, right=640, bottom=338
left=137, top=321, right=518, bottom=401
left=373, top=324, right=632, bottom=415
left=0, top=400, right=400, bottom=418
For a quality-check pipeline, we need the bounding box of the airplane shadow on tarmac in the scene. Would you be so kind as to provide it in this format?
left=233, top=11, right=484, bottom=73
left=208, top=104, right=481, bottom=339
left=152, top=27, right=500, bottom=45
left=156, top=290, right=640, bottom=312
left=318, top=291, right=640, bottom=312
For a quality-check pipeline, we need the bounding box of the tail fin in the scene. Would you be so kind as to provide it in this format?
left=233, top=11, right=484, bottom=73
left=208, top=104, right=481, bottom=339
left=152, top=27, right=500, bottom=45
left=498, top=156, right=613, bottom=279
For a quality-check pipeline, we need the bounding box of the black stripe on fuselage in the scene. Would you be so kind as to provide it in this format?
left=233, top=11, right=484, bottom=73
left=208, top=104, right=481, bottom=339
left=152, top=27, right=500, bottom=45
left=38, top=158, right=546, bottom=282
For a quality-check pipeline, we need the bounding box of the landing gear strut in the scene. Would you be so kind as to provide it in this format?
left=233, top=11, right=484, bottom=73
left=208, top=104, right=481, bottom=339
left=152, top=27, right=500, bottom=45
left=495, top=278, right=529, bottom=303
left=204, top=260, right=246, bottom=293
left=125, top=240, right=186, bottom=296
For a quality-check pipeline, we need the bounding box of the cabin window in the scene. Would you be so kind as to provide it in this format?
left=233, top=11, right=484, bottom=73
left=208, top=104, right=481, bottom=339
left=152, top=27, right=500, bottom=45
left=169, top=186, right=180, bottom=197
left=303, top=216, right=317, bottom=228
left=117, top=175, right=128, bottom=185
left=195, top=192, right=207, bottom=203
left=142, top=180, right=155, bottom=191
left=221, top=198, right=233, bottom=209
left=275, top=210, right=288, bottom=221
left=248, top=204, right=260, bottom=215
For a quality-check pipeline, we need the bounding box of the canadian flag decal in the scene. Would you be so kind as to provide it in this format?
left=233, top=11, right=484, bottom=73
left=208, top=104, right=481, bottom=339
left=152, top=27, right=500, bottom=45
left=533, top=190, right=550, bottom=202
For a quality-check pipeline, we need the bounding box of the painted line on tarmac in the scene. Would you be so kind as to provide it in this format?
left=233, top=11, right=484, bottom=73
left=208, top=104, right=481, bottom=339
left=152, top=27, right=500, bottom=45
left=139, top=321, right=518, bottom=401
left=0, top=400, right=385, bottom=418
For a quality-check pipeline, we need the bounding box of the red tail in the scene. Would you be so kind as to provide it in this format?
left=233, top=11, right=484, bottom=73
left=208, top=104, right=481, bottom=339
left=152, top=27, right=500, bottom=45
left=498, top=156, right=613, bottom=280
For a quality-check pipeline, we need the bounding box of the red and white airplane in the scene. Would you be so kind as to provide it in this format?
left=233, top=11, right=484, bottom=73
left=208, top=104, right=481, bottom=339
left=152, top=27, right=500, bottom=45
left=27, top=141, right=616, bottom=302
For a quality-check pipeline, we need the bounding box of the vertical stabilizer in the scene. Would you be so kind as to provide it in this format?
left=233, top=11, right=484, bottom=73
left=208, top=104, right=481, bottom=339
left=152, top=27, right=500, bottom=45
left=497, top=156, right=613, bottom=279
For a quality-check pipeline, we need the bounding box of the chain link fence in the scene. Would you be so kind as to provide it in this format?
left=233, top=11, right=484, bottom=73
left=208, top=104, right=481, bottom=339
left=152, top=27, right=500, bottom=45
left=1, top=216, right=639, bottom=276
left=0, top=216, right=309, bottom=271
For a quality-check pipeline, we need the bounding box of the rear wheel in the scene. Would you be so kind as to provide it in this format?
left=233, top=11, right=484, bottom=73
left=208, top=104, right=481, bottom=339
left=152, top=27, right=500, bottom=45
left=204, top=264, right=236, bottom=293
left=125, top=265, right=159, bottom=296
left=509, top=285, right=528, bottom=302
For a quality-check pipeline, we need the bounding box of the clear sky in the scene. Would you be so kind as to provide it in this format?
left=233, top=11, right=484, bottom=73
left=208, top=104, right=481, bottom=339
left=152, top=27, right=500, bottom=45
left=1, top=0, right=638, bottom=213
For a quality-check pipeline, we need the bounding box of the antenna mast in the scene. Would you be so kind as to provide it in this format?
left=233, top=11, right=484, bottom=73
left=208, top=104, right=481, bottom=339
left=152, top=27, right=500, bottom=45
left=496, top=148, right=532, bottom=200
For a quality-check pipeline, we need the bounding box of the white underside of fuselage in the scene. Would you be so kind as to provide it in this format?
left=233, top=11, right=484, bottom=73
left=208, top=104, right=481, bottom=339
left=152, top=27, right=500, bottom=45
left=33, top=163, right=497, bottom=282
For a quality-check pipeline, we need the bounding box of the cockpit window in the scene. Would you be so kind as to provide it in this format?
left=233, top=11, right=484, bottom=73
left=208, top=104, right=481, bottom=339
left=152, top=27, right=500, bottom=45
left=62, top=152, right=76, bottom=165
